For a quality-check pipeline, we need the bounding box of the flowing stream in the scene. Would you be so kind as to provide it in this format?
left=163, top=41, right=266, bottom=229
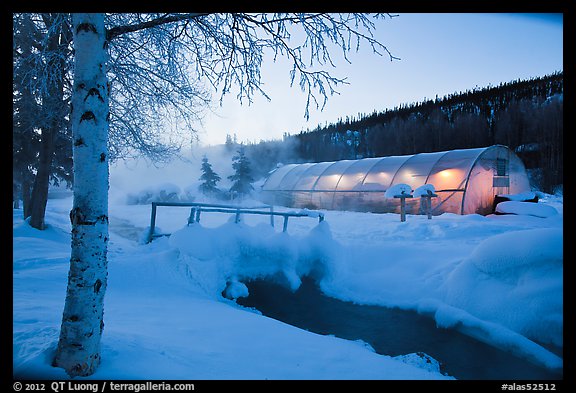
left=106, top=217, right=562, bottom=380
left=237, top=277, right=562, bottom=380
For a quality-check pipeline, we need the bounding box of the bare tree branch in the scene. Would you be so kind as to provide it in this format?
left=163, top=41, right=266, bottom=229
left=104, top=13, right=398, bottom=120
left=106, top=13, right=209, bottom=40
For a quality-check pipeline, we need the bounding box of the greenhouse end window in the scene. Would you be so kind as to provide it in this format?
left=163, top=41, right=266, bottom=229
left=493, top=158, right=510, bottom=187
left=496, top=158, right=507, bottom=176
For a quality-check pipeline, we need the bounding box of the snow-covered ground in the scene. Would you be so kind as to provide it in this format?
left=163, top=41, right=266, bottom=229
left=13, top=162, right=563, bottom=380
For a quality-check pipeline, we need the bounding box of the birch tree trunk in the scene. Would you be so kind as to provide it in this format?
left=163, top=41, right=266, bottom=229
left=53, top=13, right=110, bottom=377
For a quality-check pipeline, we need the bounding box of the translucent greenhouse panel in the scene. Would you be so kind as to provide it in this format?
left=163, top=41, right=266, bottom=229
left=335, top=157, right=382, bottom=191
left=358, top=192, right=418, bottom=214
left=390, top=152, right=447, bottom=190
left=260, top=190, right=292, bottom=207
left=274, top=190, right=297, bottom=208
left=311, top=191, right=335, bottom=210
left=462, top=146, right=510, bottom=215
left=430, top=190, right=464, bottom=215
left=428, top=166, right=468, bottom=191
left=508, top=152, right=531, bottom=194
left=424, top=148, right=486, bottom=215
left=259, top=190, right=273, bottom=205
left=362, top=156, right=411, bottom=191
left=314, top=160, right=356, bottom=191
left=277, top=163, right=315, bottom=191
left=292, top=161, right=335, bottom=191
left=426, top=148, right=486, bottom=192
left=463, top=162, right=496, bottom=214
left=364, top=192, right=393, bottom=213
left=261, top=164, right=299, bottom=190
left=292, top=190, right=315, bottom=208
left=404, top=197, right=422, bottom=215
left=332, top=191, right=368, bottom=212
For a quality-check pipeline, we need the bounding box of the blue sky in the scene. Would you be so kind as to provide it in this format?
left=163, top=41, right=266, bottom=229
left=196, top=13, right=563, bottom=146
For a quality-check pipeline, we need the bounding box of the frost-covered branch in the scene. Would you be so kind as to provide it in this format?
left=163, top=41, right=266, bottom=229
left=105, top=14, right=212, bottom=161
left=105, top=13, right=398, bottom=120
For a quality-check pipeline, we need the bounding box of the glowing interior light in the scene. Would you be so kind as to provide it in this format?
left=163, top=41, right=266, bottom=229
left=325, top=174, right=341, bottom=186
left=439, top=169, right=452, bottom=178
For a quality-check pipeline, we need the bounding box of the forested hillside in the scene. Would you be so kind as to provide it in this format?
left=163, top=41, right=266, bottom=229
left=242, top=72, right=563, bottom=193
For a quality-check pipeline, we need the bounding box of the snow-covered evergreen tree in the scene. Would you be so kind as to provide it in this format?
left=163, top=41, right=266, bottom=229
left=198, top=155, right=221, bottom=197
left=13, top=13, right=73, bottom=229
left=228, top=146, right=254, bottom=199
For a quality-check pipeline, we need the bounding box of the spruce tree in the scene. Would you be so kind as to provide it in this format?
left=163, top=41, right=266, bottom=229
left=198, top=155, right=221, bottom=197
left=228, top=146, right=254, bottom=199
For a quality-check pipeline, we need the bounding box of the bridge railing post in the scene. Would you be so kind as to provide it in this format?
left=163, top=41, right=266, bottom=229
left=147, top=202, right=157, bottom=243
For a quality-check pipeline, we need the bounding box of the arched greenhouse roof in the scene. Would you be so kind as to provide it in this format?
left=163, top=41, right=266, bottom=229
left=260, top=145, right=531, bottom=215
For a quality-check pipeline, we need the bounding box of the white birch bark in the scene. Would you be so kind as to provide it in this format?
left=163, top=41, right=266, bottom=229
left=53, top=13, right=110, bottom=377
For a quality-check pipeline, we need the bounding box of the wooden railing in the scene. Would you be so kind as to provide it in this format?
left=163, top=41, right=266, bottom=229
left=146, top=202, right=324, bottom=243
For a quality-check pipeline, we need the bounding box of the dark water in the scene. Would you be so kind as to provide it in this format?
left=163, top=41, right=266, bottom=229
left=236, top=277, right=562, bottom=380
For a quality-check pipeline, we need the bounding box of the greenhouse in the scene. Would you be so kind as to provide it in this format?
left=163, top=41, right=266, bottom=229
left=259, top=145, right=531, bottom=216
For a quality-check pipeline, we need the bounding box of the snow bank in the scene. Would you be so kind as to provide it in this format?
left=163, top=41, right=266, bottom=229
left=14, top=204, right=452, bottom=380
left=393, top=352, right=443, bottom=374
left=168, top=207, right=563, bottom=370
left=427, top=302, right=562, bottom=371
left=168, top=219, right=338, bottom=298
left=13, top=211, right=72, bottom=380
left=442, top=228, right=563, bottom=348
left=497, top=191, right=537, bottom=201
left=312, top=208, right=563, bottom=370
left=495, top=201, right=558, bottom=218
